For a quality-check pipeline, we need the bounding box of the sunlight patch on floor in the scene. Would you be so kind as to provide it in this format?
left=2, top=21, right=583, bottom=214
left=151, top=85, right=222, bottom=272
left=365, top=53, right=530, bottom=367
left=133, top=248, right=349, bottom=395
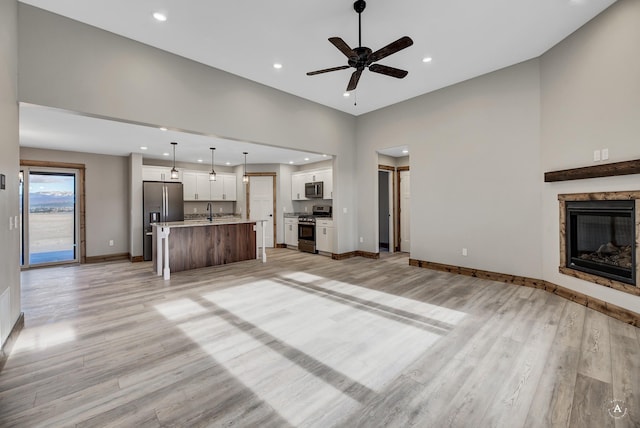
left=202, top=279, right=442, bottom=391
left=152, top=274, right=464, bottom=426
left=299, top=277, right=468, bottom=326
left=175, top=312, right=360, bottom=426
left=154, top=298, right=207, bottom=320
left=11, top=322, right=76, bottom=353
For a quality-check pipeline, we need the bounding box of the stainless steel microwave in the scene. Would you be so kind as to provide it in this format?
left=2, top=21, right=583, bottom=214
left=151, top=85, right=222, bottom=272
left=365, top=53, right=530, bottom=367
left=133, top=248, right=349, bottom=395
left=305, top=181, right=324, bottom=199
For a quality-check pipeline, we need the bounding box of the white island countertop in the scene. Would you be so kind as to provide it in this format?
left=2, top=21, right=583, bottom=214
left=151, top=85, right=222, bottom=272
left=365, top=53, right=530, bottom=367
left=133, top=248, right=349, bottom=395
left=152, top=218, right=258, bottom=228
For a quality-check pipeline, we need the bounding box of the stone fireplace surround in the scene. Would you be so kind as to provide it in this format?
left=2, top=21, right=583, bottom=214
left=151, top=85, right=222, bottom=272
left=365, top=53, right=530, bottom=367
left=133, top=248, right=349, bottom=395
left=559, top=191, right=640, bottom=296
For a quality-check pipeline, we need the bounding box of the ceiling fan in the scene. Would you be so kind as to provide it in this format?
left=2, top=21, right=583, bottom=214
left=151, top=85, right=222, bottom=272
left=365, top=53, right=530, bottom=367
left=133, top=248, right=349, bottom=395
left=307, top=0, right=413, bottom=92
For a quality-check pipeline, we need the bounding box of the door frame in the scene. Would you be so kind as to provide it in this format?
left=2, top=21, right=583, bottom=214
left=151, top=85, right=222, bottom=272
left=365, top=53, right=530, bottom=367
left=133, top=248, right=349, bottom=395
left=397, top=166, right=410, bottom=253
left=245, top=172, right=277, bottom=247
left=20, top=160, right=87, bottom=266
left=378, top=165, right=395, bottom=253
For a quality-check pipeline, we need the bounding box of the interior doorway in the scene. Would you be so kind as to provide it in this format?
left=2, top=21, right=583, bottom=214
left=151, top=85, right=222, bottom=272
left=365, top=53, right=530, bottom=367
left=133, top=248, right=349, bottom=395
left=247, top=174, right=276, bottom=248
left=20, top=166, right=81, bottom=267
left=378, top=169, right=394, bottom=253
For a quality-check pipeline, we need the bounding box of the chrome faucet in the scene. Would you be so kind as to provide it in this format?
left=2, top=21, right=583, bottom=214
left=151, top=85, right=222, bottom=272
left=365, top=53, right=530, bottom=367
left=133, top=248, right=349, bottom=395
left=206, top=202, right=213, bottom=221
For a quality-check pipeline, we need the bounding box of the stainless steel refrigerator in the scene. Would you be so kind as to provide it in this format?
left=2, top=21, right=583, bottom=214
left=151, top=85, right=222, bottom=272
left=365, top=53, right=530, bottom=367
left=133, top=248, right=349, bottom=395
left=143, top=181, right=184, bottom=261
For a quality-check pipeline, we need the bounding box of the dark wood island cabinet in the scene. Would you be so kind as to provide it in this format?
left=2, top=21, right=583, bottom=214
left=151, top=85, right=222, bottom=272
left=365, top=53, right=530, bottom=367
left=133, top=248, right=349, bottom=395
left=152, top=219, right=265, bottom=279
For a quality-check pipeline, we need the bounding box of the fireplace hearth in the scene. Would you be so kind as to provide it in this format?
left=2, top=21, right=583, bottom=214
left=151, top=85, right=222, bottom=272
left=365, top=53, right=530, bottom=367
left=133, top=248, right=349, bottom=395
left=566, top=200, right=635, bottom=285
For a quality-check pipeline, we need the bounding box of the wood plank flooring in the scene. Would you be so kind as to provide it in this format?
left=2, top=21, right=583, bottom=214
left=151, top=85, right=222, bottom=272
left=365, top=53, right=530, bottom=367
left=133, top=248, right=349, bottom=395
left=1, top=249, right=639, bottom=427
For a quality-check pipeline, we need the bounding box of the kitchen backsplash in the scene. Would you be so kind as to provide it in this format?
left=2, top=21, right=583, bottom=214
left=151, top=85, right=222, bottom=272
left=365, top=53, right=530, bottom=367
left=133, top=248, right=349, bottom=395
left=184, top=212, right=240, bottom=220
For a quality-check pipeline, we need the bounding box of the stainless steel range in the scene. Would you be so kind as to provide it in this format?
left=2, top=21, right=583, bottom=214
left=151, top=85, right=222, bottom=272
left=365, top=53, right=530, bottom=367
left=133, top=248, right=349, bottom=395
left=298, top=205, right=332, bottom=253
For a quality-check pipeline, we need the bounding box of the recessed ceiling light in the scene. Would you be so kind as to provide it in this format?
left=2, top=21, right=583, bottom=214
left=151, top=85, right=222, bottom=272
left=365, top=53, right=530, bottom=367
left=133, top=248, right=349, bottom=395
left=422, top=57, right=433, bottom=63
left=343, top=92, right=350, bottom=97
left=140, top=146, right=148, bottom=150
left=402, top=149, right=409, bottom=154
left=159, top=127, right=167, bottom=131
left=162, top=152, right=170, bottom=156
left=289, top=161, right=294, bottom=164
left=273, top=63, right=283, bottom=69
left=225, top=162, right=231, bottom=165
left=197, top=159, right=203, bottom=163
left=304, top=157, right=310, bottom=161
left=153, top=12, right=167, bottom=22
left=322, top=154, right=328, bottom=157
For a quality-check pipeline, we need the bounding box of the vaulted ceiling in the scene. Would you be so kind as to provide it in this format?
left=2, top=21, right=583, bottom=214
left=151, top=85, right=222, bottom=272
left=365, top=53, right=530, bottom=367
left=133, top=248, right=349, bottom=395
left=18, top=0, right=616, bottom=162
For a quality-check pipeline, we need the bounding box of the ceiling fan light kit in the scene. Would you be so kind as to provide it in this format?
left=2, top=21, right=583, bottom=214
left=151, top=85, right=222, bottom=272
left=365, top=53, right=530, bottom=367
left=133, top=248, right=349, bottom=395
left=307, top=0, right=413, bottom=92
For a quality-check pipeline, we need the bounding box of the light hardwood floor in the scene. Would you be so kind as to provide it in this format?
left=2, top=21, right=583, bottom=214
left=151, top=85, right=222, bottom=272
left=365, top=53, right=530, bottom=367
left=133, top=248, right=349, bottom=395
left=1, top=249, right=638, bottom=427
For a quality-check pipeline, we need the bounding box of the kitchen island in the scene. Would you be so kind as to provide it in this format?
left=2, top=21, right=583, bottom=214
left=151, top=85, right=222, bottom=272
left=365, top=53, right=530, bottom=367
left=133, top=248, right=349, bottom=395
left=152, top=218, right=267, bottom=279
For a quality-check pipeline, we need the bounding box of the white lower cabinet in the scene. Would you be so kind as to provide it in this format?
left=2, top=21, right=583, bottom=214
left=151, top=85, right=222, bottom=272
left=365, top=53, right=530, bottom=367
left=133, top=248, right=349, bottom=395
left=284, top=217, right=298, bottom=247
left=315, top=219, right=334, bottom=253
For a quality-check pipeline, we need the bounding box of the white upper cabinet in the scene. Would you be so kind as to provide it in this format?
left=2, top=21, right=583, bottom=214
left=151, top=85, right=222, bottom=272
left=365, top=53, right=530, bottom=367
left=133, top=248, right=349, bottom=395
left=142, top=165, right=182, bottom=182
left=291, top=168, right=332, bottom=200
left=183, top=171, right=213, bottom=201
left=181, top=170, right=237, bottom=201
left=210, top=173, right=237, bottom=201
left=291, top=173, right=310, bottom=201
left=314, top=169, right=333, bottom=199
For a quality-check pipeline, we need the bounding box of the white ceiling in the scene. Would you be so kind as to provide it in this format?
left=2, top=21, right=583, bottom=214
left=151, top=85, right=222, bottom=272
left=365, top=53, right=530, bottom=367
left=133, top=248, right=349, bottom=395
left=20, top=104, right=330, bottom=166
left=17, top=0, right=616, bottom=162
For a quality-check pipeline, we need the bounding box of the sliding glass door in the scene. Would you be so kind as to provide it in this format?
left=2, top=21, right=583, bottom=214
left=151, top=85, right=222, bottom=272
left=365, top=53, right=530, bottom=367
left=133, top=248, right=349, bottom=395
left=21, top=168, right=80, bottom=267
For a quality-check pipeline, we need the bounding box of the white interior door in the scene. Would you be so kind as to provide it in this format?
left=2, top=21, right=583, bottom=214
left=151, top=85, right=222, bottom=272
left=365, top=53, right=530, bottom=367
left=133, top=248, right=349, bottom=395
left=400, top=170, right=410, bottom=253
left=249, top=176, right=274, bottom=248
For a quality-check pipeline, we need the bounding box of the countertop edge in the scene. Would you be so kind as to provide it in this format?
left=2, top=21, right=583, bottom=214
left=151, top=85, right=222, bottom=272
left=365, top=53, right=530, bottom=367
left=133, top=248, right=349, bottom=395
left=152, top=219, right=259, bottom=228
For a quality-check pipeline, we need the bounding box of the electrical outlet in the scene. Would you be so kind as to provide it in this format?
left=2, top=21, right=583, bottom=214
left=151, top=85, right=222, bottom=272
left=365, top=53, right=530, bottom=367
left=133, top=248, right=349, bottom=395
left=219, top=207, right=223, bottom=212
left=593, top=150, right=601, bottom=161
left=359, top=237, right=364, bottom=243
left=462, top=248, right=468, bottom=256
left=602, top=148, right=609, bottom=160
left=109, top=240, right=114, bottom=247
left=343, top=207, right=348, bottom=214
left=193, top=207, right=197, bottom=213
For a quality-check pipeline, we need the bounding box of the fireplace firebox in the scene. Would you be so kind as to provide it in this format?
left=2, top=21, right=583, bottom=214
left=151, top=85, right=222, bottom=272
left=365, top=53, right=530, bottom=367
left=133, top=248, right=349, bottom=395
left=566, top=200, right=636, bottom=285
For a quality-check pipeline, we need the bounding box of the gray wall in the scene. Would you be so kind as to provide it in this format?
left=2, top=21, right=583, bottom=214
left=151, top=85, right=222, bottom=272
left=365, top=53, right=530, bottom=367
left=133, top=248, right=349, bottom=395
left=12, top=0, right=640, bottom=317
left=358, top=59, right=542, bottom=279
left=17, top=4, right=358, bottom=254
left=354, top=0, right=640, bottom=314
left=20, top=148, right=129, bottom=258
left=540, top=0, right=640, bottom=311
left=0, top=0, right=20, bottom=345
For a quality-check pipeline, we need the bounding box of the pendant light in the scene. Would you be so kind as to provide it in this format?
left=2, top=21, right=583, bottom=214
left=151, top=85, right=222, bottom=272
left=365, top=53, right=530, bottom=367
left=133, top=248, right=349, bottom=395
left=209, top=147, right=217, bottom=181
left=242, top=152, right=249, bottom=184
left=170, top=142, right=179, bottom=180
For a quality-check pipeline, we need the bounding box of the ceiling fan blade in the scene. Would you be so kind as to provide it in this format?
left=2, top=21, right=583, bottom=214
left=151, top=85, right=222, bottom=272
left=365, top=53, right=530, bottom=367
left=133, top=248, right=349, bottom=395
left=369, top=64, right=408, bottom=79
left=346, top=69, right=363, bottom=91
left=369, top=36, right=413, bottom=63
left=307, top=65, right=351, bottom=76
left=329, top=37, right=356, bottom=59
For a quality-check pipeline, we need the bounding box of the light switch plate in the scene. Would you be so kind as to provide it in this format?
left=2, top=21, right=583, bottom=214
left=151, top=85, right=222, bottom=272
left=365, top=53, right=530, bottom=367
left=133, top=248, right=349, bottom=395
left=593, top=150, right=601, bottom=161
left=602, top=148, right=609, bottom=160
